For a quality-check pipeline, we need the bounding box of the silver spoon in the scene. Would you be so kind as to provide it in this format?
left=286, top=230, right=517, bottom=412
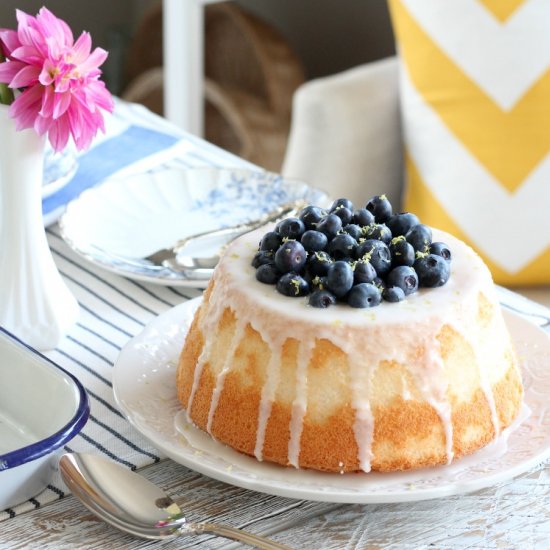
left=59, top=453, right=293, bottom=549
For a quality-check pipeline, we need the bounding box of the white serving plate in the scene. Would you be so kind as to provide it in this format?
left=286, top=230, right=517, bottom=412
left=0, top=329, right=89, bottom=510
left=113, top=298, right=550, bottom=504
left=58, top=166, right=327, bottom=287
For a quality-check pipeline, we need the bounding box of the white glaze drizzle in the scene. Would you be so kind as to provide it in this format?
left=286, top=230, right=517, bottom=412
left=206, top=319, right=245, bottom=434
left=186, top=345, right=208, bottom=424
left=484, top=382, right=501, bottom=438
left=480, top=296, right=504, bottom=437
left=452, top=320, right=502, bottom=440
left=454, top=279, right=507, bottom=439
left=402, top=376, right=412, bottom=401
left=189, top=227, right=511, bottom=471
left=287, top=340, right=314, bottom=468
left=186, top=271, right=231, bottom=423
left=254, top=334, right=285, bottom=462
left=352, top=398, right=375, bottom=472
left=418, top=337, right=454, bottom=464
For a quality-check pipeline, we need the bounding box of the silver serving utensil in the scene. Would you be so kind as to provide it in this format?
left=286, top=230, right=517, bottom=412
left=500, top=302, right=550, bottom=328
left=143, top=199, right=306, bottom=273
left=59, top=453, right=293, bottom=549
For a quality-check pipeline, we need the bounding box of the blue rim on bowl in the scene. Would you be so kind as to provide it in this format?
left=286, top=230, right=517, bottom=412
left=0, top=327, right=90, bottom=471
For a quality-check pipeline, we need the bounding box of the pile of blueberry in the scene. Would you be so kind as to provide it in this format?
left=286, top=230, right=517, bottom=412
left=251, top=195, right=451, bottom=309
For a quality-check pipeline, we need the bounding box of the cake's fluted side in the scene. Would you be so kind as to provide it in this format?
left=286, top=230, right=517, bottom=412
left=176, top=228, right=523, bottom=473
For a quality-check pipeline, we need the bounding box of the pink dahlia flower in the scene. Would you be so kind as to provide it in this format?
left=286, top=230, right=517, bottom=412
left=0, top=7, right=114, bottom=152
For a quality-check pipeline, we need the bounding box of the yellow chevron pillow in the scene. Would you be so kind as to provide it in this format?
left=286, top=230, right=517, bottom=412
left=388, top=0, right=550, bottom=285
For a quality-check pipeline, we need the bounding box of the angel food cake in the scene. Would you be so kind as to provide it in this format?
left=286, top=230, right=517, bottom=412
left=176, top=196, right=523, bottom=473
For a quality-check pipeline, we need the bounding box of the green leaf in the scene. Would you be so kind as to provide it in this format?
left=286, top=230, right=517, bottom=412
left=0, top=51, right=14, bottom=105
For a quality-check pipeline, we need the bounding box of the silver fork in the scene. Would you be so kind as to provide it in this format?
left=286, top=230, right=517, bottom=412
left=142, top=199, right=306, bottom=273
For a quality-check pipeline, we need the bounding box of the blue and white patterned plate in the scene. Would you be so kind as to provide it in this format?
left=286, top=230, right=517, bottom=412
left=59, top=166, right=328, bottom=287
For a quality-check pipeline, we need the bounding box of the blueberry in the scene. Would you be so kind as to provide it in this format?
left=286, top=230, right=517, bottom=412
left=302, top=270, right=314, bottom=287
left=352, top=208, right=375, bottom=227
left=299, top=205, right=327, bottom=229
left=307, top=251, right=333, bottom=276
left=347, top=283, right=381, bottom=308
left=332, top=206, right=353, bottom=225
left=255, top=263, right=279, bottom=284
left=342, top=224, right=363, bottom=241
left=326, top=261, right=354, bottom=298
left=330, top=198, right=354, bottom=212
left=301, top=230, right=328, bottom=252
left=430, top=242, right=452, bottom=262
left=316, top=213, right=343, bottom=238
left=406, top=224, right=432, bottom=252
left=386, top=212, right=420, bottom=237
left=276, top=217, right=306, bottom=239
left=309, top=289, right=337, bottom=308
left=414, top=254, right=450, bottom=288
left=355, top=240, right=391, bottom=277
left=310, top=275, right=329, bottom=290
left=371, top=252, right=392, bottom=278
left=252, top=250, right=274, bottom=268
left=365, top=194, right=392, bottom=223
left=373, top=276, right=387, bottom=292
left=259, top=231, right=282, bottom=252
left=274, top=241, right=307, bottom=273
left=353, top=260, right=376, bottom=284
left=386, top=266, right=419, bottom=296
left=356, top=239, right=379, bottom=259
left=389, top=236, right=415, bottom=267
left=326, top=233, right=357, bottom=260
left=383, top=286, right=406, bottom=303
left=363, top=223, right=392, bottom=244
left=277, top=272, right=310, bottom=297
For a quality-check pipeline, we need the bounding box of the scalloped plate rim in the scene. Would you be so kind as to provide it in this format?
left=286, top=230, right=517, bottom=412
left=112, top=298, right=550, bottom=503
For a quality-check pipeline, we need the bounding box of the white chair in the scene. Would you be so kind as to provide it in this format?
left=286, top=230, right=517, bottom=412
left=282, top=57, right=402, bottom=208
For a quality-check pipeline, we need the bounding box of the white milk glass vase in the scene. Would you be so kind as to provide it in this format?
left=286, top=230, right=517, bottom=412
left=0, top=104, right=79, bottom=350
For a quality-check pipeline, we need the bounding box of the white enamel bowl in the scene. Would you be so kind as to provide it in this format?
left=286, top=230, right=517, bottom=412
left=0, top=329, right=89, bottom=510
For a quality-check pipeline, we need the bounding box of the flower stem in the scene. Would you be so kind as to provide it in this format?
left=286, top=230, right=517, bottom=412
left=0, top=52, right=14, bottom=105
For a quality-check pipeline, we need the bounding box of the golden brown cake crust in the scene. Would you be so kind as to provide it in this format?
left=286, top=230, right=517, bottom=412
left=177, top=299, right=523, bottom=473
